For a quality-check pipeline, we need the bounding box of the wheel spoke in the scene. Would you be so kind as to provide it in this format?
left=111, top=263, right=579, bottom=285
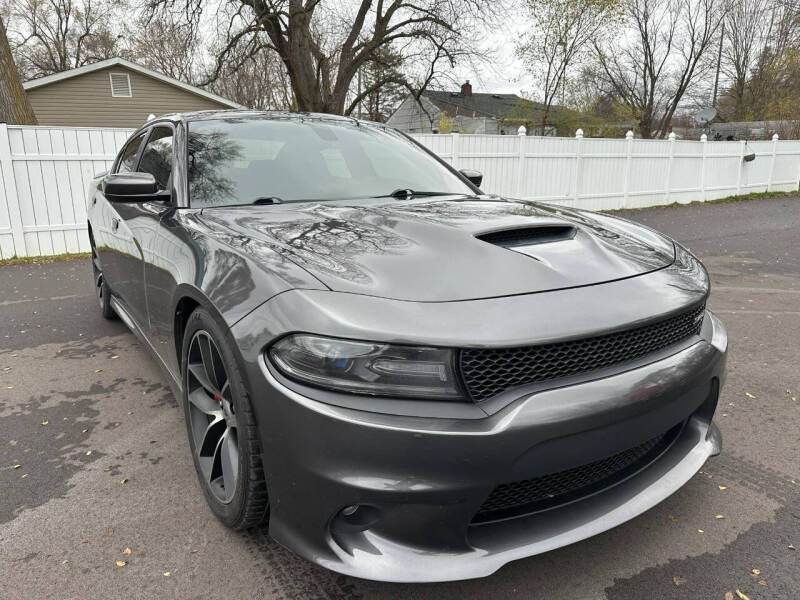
left=198, top=334, right=221, bottom=391
left=188, top=363, right=220, bottom=398
left=208, top=341, right=228, bottom=393
left=198, top=416, right=226, bottom=456
left=219, top=429, right=239, bottom=501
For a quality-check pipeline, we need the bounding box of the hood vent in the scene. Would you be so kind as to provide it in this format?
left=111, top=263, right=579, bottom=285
left=476, top=225, right=576, bottom=248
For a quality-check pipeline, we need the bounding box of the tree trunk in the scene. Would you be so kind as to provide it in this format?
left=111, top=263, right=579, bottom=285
left=638, top=116, right=652, bottom=139
left=0, top=17, right=37, bottom=125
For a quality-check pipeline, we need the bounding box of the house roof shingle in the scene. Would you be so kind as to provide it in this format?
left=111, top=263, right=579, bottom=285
left=422, top=90, right=527, bottom=119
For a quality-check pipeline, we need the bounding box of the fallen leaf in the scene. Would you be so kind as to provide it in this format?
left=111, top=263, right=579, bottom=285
left=115, top=560, right=127, bottom=567
left=190, top=549, right=197, bottom=554
left=751, top=568, right=760, bottom=576
left=718, top=485, right=727, bottom=490
left=107, top=528, right=113, bottom=536
left=668, top=515, right=678, bottom=522
left=81, top=539, right=88, bottom=544
left=40, top=420, right=48, bottom=426
left=120, top=478, right=128, bottom=484
left=7, top=386, right=13, bottom=389
left=111, top=355, right=119, bottom=359
left=94, top=369, right=103, bottom=373
left=62, top=559, right=69, bottom=565
left=163, top=571, right=171, bottom=577
left=789, top=544, right=796, bottom=550
left=82, top=428, right=88, bottom=433
left=716, top=514, right=725, bottom=519
left=736, top=590, right=750, bottom=600
left=745, top=392, right=756, bottom=398
left=758, top=580, right=767, bottom=586
left=122, top=547, right=132, bottom=555
left=21, top=473, right=28, bottom=478
left=673, top=576, right=686, bottom=586
left=12, top=464, right=21, bottom=469
left=85, top=450, right=92, bottom=456
left=725, top=592, right=734, bottom=600
left=698, top=529, right=704, bottom=533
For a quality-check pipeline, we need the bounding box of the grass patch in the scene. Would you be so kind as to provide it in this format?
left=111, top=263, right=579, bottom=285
left=612, top=190, right=799, bottom=212
left=0, top=252, right=91, bottom=266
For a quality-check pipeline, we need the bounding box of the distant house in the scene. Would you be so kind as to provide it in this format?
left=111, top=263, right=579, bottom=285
left=388, top=81, right=533, bottom=134
left=22, top=57, right=241, bottom=128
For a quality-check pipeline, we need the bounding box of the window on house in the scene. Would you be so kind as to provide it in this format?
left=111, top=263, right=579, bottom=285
left=109, top=72, right=132, bottom=98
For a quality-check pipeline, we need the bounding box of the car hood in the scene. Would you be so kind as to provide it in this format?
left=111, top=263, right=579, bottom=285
left=199, top=196, right=675, bottom=302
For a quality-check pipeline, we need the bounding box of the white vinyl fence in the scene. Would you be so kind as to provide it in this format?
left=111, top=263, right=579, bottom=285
left=0, top=123, right=133, bottom=259
left=1, top=122, right=799, bottom=259
left=411, top=130, right=800, bottom=211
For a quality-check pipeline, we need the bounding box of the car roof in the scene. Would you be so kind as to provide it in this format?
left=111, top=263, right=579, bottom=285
left=154, top=109, right=387, bottom=129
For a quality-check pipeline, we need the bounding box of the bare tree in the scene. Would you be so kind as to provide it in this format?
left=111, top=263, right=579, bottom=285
left=148, top=0, right=498, bottom=115
left=206, top=47, right=294, bottom=109
left=517, top=0, right=619, bottom=134
left=6, top=0, right=119, bottom=78
left=1, top=15, right=37, bottom=123
left=593, top=0, right=726, bottom=138
left=124, top=9, right=200, bottom=82
left=721, top=0, right=773, bottom=119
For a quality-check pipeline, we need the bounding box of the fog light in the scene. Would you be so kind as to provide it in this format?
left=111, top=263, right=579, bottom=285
left=341, top=504, right=359, bottom=516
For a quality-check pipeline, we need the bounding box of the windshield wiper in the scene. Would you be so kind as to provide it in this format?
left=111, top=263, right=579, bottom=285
left=378, top=189, right=465, bottom=199
left=251, top=196, right=283, bottom=205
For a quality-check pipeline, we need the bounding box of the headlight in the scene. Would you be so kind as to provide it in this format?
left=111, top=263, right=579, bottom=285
left=268, top=334, right=463, bottom=400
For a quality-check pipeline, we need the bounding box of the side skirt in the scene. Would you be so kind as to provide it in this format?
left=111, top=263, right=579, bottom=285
left=110, top=295, right=184, bottom=399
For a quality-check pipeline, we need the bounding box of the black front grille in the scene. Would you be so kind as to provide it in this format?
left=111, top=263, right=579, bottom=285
left=460, top=304, right=705, bottom=401
left=472, top=423, right=683, bottom=524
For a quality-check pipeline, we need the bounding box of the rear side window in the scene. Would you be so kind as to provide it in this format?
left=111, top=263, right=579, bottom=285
left=116, top=133, right=146, bottom=173
left=138, top=127, right=174, bottom=191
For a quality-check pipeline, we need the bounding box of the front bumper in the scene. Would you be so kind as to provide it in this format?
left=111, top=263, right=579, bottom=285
left=238, top=310, right=727, bottom=582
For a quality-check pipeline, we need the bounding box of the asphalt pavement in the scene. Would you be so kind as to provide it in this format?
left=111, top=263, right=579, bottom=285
left=1, top=195, right=798, bottom=599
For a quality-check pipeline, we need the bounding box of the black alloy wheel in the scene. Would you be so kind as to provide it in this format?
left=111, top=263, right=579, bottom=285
left=180, top=308, right=269, bottom=529
left=186, top=330, right=240, bottom=503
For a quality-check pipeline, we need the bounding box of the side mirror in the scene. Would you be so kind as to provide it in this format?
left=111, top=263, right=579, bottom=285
left=103, top=172, right=167, bottom=202
left=459, top=169, right=483, bottom=188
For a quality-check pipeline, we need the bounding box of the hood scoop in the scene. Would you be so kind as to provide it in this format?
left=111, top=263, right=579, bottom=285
left=476, top=225, right=576, bottom=248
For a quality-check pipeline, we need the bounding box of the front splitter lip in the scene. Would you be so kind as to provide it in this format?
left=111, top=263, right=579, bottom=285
left=314, top=418, right=721, bottom=583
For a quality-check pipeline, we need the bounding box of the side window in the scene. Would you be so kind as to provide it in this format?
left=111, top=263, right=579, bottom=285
left=138, top=127, right=174, bottom=191
left=116, top=133, right=146, bottom=174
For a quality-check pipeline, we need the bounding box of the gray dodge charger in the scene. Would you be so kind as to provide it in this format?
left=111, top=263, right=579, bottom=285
left=87, top=110, right=727, bottom=582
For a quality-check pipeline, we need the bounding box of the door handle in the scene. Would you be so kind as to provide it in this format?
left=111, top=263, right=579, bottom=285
left=111, top=217, right=120, bottom=232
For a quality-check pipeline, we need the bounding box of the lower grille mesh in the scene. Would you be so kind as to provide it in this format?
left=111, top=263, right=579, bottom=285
left=460, top=304, right=705, bottom=401
left=472, top=424, right=682, bottom=524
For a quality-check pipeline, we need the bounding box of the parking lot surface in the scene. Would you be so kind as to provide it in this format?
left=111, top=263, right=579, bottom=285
left=1, top=196, right=798, bottom=599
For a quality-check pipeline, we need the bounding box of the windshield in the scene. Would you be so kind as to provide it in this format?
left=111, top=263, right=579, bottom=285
left=186, top=118, right=474, bottom=207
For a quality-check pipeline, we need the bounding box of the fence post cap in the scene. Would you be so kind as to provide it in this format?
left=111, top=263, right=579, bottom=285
left=625, top=130, right=634, bottom=139
left=700, top=133, right=708, bottom=142
left=517, top=125, right=526, bottom=136
left=772, top=133, right=780, bottom=141
left=575, top=128, right=584, bottom=138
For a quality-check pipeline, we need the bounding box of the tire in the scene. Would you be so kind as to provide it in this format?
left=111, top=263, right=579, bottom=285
left=180, top=307, right=269, bottom=530
left=91, top=244, right=117, bottom=320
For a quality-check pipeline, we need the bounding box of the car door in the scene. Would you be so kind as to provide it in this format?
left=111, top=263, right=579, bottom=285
left=111, top=125, right=177, bottom=331
left=94, top=130, right=147, bottom=316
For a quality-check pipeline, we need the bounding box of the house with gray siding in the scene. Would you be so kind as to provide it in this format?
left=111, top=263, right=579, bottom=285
left=387, top=81, right=533, bottom=134
left=22, top=57, right=241, bottom=128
